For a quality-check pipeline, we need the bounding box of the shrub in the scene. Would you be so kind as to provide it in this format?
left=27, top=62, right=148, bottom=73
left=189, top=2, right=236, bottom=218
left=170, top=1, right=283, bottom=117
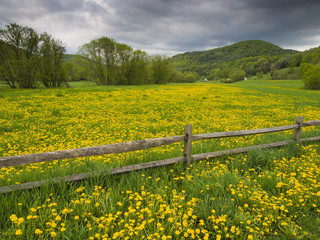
left=228, top=68, right=246, bottom=82
left=272, top=67, right=301, bottom=80
left=301, top=63, right=320, bottom=89
left=183, top=72, right=198, bottom=83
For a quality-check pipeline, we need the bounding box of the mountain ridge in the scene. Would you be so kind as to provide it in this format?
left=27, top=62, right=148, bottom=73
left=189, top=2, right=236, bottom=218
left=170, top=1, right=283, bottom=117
left=170, top=40, right=299, bottom=76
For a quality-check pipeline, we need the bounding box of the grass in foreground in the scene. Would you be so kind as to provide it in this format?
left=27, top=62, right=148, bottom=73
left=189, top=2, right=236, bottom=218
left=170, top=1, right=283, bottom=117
left=1, top=143, right=320, bottom=239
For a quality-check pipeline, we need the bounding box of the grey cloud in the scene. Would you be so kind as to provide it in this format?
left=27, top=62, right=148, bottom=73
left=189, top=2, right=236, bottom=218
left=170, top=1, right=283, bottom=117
left=37, top=0, right=85, bottom=12
left=1, top=0, right=320, bottom=55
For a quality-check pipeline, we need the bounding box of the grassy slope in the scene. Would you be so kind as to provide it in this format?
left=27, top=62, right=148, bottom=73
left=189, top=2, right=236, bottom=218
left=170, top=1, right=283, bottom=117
left=0, top=80, right=320, bottom=239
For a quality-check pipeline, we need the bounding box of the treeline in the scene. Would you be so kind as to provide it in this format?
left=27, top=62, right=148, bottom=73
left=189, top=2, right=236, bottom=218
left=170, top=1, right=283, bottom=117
left=1, top=23, right=319, bottom=89
left=208, top=47, right=320, bottom=88
left=0, top=23, right=67, bottom=88
left=208, top=50, right=319, bottom=81
left=170, top=40, right=320, bottom=88
left=70, top=36, right=194, bottom=85
left=0, top=23, right=194, bottom=89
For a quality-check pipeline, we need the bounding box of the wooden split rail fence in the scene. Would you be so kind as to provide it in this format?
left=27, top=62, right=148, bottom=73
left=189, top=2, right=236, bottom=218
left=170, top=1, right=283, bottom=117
left=1, top=116, right=320, bottom=194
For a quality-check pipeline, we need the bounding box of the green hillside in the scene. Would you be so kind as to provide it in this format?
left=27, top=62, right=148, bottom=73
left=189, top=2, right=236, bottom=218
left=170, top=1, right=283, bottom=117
left=170, top=40, right=298, bottom=77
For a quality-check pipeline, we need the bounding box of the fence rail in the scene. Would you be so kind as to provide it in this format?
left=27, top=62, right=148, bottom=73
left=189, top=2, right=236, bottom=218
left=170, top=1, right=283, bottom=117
left=1, top=116, right=320, bottom=194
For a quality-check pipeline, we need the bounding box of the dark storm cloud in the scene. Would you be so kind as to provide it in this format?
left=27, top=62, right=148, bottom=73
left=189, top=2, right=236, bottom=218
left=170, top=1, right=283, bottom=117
left=242, top=0, right=320, bottom=36
left=1, top=0, right=320, bottom=55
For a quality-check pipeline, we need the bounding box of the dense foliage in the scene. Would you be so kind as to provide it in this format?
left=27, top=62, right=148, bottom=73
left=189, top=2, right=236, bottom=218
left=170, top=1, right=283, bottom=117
left=76, top=37, right=192, bottom=85
left=301, top=63, right=320, bottom=89
left=0, top=23, right=67, bottom=88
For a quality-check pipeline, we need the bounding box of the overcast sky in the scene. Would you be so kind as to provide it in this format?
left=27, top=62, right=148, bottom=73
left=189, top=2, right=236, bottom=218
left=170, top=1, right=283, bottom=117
left=1, top=0, right=320, bottom=56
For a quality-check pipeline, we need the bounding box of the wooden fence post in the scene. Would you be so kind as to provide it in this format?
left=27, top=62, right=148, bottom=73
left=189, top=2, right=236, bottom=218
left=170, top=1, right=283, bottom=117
left=293, top=116, right=303, bottom=143
left=183, top=124, right=193, bottom=166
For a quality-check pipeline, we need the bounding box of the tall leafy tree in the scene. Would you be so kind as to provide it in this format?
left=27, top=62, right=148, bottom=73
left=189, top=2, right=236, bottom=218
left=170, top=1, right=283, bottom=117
left=78, top=37, right=117, bottom=85
left=78, top=38, right=155, bottom=86
left=0, top=23, right=40, bottom=88
left=150, top=55, right=171, bottom=84
left=0, top=23, right=67, bottom=88
left=78, top=37, right=178, bottom=86
left=115, top=43, right=133, bottom=85
left=126, top=50, right=150, bottom=85
left=39, top=32, right=66, bottom=87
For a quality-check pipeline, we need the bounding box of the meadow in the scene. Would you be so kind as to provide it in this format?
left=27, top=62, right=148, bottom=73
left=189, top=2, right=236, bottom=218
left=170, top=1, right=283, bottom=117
left=0, top=80, right=320, bottom=239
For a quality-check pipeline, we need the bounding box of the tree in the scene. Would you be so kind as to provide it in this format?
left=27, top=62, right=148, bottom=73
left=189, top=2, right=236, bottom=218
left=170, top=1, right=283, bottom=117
left=183, top=72, right=198, bottom=83
left=257, top=57, right=270, bottom=73
left=209, top=68, right=223, bottom=80
left=79, top=37, right=120, bottom=85
left=115, top=43, right=133, bottom=85
left=228, top=68, right=246, bottom=82
left=0, top=40, right=17, bottom=88
left=301, top=63, right=320, bottom=89
left=64, top=55, right=87, bottom=82
left=78, top=37, right=174, bottom=86
left=0, top=23, right=40, bottom=88
left=243, top=62, right=255, bottom=76
left=168, top=68, right=184, bottom=83
left=126, top=50, right=150, bottom=85
left=150, top=55, right=172, bottom=84
left=39, top=32, right=67, bottom=87
left=0, top=23, right=67, bottom=88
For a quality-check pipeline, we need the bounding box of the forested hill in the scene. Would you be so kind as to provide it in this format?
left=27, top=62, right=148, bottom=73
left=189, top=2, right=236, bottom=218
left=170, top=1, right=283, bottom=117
left=170, top=40, right=298, bottom=76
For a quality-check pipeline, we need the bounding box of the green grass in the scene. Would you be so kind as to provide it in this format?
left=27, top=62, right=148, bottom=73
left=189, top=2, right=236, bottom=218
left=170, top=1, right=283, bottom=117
left=0, top=80, right=319, bottom=239
left=233, top=80, right=320, bottom=107
left=68, top=81, right=98, bottom=88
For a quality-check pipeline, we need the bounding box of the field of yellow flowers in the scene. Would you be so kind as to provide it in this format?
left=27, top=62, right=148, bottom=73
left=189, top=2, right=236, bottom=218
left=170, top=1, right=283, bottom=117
left=0, top=80, right=320, bottom=239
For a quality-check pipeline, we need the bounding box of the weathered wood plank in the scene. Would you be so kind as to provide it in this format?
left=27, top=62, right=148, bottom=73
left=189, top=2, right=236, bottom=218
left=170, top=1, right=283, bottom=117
left=300, top=136, right=320, bottom=142
left=293, top=116, right=303, bottom=143
left=192, top=125, right=298, bottom=141
left=0, top=135, right=185, bottom=169
left=0, top=173, right=94, bottom=194
left=302, top=120, right=320, bottom=127
left=192, top=140, right=291, bottom=161
left=0, top=156, right=185, bottom=193
left=111, top=156, right=185, bottom=175
left=183, top=124, right=193, bottom=167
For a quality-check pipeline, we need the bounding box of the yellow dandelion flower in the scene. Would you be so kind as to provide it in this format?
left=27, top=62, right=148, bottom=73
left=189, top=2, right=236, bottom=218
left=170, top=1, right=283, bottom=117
left=35, top=229, right=43, bottom=235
